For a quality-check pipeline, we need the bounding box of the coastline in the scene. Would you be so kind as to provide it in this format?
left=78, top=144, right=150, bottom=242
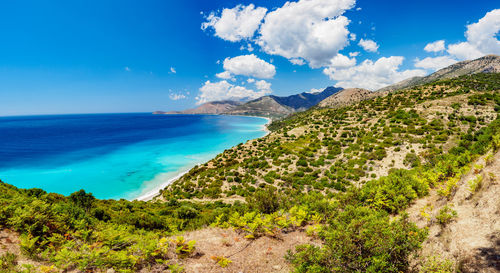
left=135, top=168, right=191, bottom=201
left=135, top=115, right=271, bottom=202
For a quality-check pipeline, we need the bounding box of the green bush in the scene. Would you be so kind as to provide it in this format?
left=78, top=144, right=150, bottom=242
left=287, top=207, right=426, bottom=273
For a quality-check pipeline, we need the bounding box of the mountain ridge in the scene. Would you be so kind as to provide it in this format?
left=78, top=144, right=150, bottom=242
left=378, top=54, right=500, bottom=92
left=155, top=86, right=342, bottom=119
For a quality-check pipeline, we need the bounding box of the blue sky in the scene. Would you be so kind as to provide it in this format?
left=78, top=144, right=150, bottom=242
left=0, top=0, right=498, bottom=116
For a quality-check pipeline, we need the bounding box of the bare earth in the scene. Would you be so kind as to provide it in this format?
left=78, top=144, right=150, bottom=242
left=408, top=150, right=500, bottom=272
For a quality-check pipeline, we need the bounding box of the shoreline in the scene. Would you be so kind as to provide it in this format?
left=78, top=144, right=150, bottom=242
left=135, top=115, right=271, bottom=202
left=135, top=168, right=191, bottom=201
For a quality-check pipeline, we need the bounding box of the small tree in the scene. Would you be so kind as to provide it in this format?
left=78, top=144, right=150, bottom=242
left=69, top=189, right=96, bottom=212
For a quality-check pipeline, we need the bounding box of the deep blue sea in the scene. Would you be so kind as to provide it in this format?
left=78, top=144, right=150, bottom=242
left=0, top=113, right=268, bottom=200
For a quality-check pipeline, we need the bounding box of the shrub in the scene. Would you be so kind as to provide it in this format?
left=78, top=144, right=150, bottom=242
left=246, top=186, right=281, bottom=214
left=436, top=205, right=457, bottom=227
left=287, top=207, right=426, bottom=273
left=468, top=175, right=483, bottom=193
left=404, top=152, right=421, bottom=168
left=419, top=255, right=455, bottom=273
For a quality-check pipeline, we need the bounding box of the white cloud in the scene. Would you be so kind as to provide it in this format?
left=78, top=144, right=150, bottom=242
left=424, top=40, right=446, bottom=52
left=308, top=88, right=323, bottom=93
left=358, top=39, right=379, bottom=52
left=257, top=0, right=356, bottom=68
left=414, top=56, right=458, bottom=71
left=329, top=53, right=356, bottom=68
left=447, top=42, right=484, bottom=60
left=170, top=67, right=176, bottom=74
left=169, top=93, right=186, bottom=100
left=215, top=71, right=232, bottom=80
left=247, top=78, right=255, bottom=83
left=323, top=56, right=426, bottom=90
left=290, top=58, right=306, bottom=66
left=349, top=33, right=357, bottom=41
left=447, top=9, right=500, bottom=60
left=239, top=43, right=254, bottom=52
left=197, top=80, right=270, bottom=104
left=201, top=4, right=267, bottom=42
left=255, top=80, right=272, bottom=92
left=349, top=51, right=360, bottom=57
left=222, top=54, right=276, bottom=79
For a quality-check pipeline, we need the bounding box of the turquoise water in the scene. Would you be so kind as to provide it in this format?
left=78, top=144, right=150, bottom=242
left=0, top=114, right=268, bottom=200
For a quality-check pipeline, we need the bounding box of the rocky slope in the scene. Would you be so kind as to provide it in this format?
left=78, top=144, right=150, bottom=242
left=378, top=54, right=500, bottom=92
left=317, top=88, right=376, bottom=108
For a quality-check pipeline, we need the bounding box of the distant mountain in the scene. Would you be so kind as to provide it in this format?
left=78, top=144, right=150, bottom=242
left=318, top=88, right=376, bottom=108
left=154, top=100, right=242, bottom=115
left=222, top=96, right=296, bottom=119
left=270, top=86, right=342, bottom=110
left=224, top=87, right=342, bottom=119
left=378, top=54, right=500, bottom=92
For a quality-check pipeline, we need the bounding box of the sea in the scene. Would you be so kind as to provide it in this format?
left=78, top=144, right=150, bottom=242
left=0, top=113, right=268, bottom=200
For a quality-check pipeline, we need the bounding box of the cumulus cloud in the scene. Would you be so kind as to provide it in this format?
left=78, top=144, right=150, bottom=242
left=447, top=9, right=500, bottom=60
left=201, top=4, right=267, bottom=42
left=257, top=0, right=356, bottom=68
left=358, top=39, right=379, bottom=52
left=197, top=80, right=270, bottom=104
left=170, top=67, right=176, bottom=74
left=215, top=71, right=232, bottom=80
left=447, top=42, right=484, bottom=60
left=308, top=88, right=323, bottom=93
left=247, top=78, right=255, bottom=83
left=323, top=56, right=426, bottom=90
left=222, top=54, right=276, bottom=79
left=328, top=53, right=356, bottom=68
left=169, top=93, right=186, bottom=100
left=255, top=80, right=272, bottom=92
left=414, top=56, right=458, bottom=71
left=424, top=40, right=446, bottom=52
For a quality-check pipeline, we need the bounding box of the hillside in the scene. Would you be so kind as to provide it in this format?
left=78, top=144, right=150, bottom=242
left=225, top=87, right=341, bottom=119
left=317, top=87, right=375, bottom=108
left=0, top=73, right=499, bottom=272
left=154, top=100, right=243, bottom=115
left=379, top=55, right=500, bottom=92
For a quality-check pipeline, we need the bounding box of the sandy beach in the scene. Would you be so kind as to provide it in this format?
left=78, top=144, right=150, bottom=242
left=134, top=116, right=271, bottom=202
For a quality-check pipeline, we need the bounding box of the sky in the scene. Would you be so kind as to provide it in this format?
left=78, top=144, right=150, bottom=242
left=0, top=0, right=498, bottom=116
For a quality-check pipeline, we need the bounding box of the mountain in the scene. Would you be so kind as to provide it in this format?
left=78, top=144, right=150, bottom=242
left=224, top=86, right=342, bottom=119
left=378, top=54, right=500, bottom=92
left=154, top=100, right=242, bottom=115
left=270, top=86, right=342, bottom=110
left=317, top=88, right=376, bottom=108
left=222, top=96, right=296, bottom=119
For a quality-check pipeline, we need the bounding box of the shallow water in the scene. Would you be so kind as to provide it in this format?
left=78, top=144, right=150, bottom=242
left=0, top=113, right=267, bottom=199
